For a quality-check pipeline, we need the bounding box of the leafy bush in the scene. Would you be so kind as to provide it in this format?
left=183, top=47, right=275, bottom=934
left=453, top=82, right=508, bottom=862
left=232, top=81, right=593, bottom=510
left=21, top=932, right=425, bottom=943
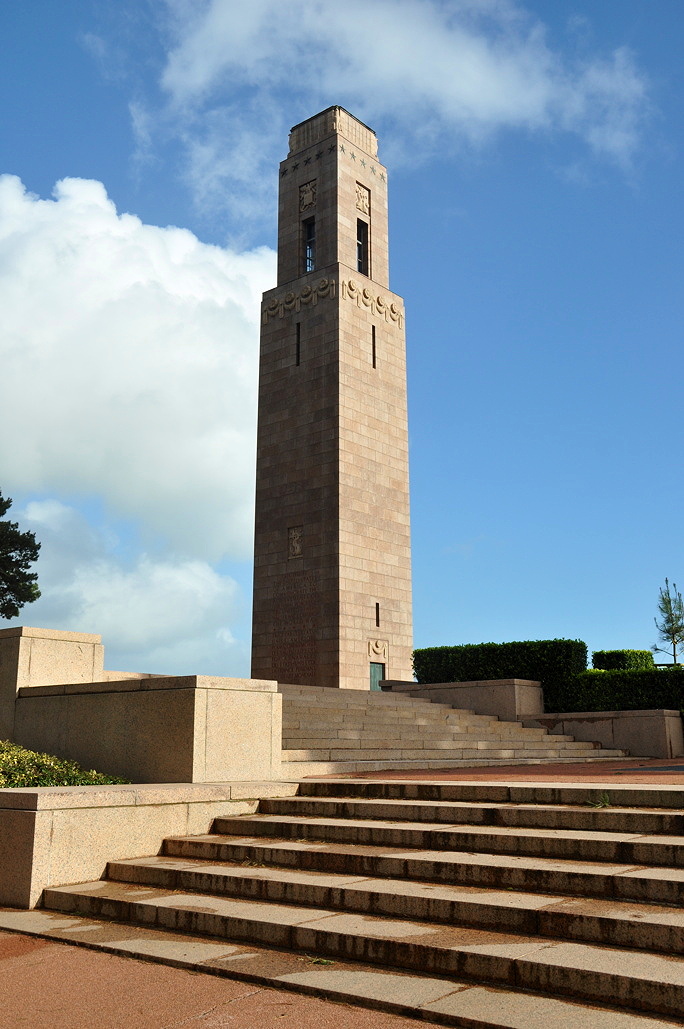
left=592, top=649, right=655, bottom=671
left=557, top=667, right=684, bottom=713
left=412, top=639, right=587, bottom=710
left=0, top=740, right=129, bottom=788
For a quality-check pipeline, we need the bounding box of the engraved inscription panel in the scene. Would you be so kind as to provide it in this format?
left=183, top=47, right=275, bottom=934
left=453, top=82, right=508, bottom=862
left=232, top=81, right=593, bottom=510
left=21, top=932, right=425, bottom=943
left=272, top=572, right=319, bottom=682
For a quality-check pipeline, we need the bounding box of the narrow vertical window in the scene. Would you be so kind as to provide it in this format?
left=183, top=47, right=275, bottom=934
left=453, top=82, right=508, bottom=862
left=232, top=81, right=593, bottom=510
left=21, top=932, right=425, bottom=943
left=356, top=218, right=369, bottom=275
left=295, top=322, right=301, bottom=366
left=303, top=217, right=316, bottom=273
left=375, top=602, right=380, bottom=627
left=371, top=325, right=376, bottom=369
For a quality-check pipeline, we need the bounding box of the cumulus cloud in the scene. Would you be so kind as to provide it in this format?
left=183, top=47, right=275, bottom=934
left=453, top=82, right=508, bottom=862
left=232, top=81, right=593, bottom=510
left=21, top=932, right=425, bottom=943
left=150, top=0, right=648, bottom=220
left=11, top=499, right=245, bottom=675
left=0, top=175, right=275, bottom=561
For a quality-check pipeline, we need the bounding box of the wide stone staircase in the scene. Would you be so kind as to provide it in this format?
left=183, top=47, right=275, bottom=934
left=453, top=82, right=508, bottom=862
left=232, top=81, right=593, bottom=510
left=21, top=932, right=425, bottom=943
left=279, top=683, right=627, bottom=775
left=42, top=779, right=684, bottom=1027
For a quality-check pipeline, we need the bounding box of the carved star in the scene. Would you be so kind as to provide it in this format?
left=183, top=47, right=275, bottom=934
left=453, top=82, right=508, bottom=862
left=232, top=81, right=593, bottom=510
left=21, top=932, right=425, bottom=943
left=304, top=156, right=311, bottom=165
left=293, top=162, right=299, bottom=170
left=316, top=150, right=323, bottom=159
left=350, top=151, right=356, bottom=160
left=280, top=168, right=288, bottom=177
left=339, top=143, right=345, bottom=152
left=370, top=166, right=376, bottom=175
left=328, top=144, right=336, bottom=152
left=360, top=158, right=366, bottom=167
left=380, top=172, right=386, bottom=181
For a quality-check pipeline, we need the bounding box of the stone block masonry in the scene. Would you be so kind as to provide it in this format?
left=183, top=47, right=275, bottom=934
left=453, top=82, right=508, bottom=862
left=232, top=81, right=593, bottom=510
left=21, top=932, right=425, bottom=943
left=252, top=107, right=413, bottom=690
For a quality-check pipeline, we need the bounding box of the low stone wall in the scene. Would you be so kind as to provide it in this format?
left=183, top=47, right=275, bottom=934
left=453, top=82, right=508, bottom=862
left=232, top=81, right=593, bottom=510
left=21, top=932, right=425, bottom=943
left=524, top=710, right=684, bottom=759
left=13, top=675, right=283, bottom=783
left=385, top=679, right=544, bottom=723
left=0, top=780, right=299, bottom=909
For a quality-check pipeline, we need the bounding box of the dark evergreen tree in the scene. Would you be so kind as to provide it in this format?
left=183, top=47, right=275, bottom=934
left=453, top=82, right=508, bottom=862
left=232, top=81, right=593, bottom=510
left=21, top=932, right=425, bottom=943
left=0, top=493, right=41, bottom=619
left=652, top=578, right=684, bottom=665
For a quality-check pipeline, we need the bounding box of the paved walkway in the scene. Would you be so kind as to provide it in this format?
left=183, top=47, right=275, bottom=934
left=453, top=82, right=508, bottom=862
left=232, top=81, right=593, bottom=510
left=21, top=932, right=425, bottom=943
left=0, top=928, right=444, bottom=1029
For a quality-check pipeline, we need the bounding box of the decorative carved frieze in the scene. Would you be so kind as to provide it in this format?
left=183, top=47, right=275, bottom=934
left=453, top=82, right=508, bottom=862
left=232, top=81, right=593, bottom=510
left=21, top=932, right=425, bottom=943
left=262, top=278, right=336, bottom=322
left=368, top=639, right=389, bottom=662
left=342, top=279, right=403, bottom=327
left=356, top=183, right=370, bottom=215
left=299, top=180, right=317, bottom=212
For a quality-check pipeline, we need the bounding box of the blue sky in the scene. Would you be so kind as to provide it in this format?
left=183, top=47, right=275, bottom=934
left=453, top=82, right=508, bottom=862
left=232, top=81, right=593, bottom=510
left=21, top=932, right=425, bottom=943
left=1, top=1, right=682, bottom=675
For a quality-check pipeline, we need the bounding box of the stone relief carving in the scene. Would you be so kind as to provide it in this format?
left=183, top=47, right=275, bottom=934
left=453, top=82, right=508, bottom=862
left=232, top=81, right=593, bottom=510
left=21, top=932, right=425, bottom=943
left=342, top=279, right=403, bottom=327
left=299, top=180, right=317, bottom=212
left=263, top=278, right=336, bottom=321
left=368, top=639, right=389, bottom=662
left=288, top=526, right=303, bottom=559
left=356, top=184, right=370, bottom=215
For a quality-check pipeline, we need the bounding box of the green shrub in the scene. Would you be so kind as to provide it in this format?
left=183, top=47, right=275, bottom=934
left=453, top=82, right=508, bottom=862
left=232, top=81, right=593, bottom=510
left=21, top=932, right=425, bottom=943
left=412, top=639, right=587, bottom=710
left=557, top=667, right=684, bottom=713
left=0, top=740, right=129, bottom=788
left=592, top=649, right=655, bottom=671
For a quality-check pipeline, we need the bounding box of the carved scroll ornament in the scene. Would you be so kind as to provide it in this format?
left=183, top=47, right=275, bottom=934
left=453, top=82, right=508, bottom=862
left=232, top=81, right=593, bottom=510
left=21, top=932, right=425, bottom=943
left=262, top=278, right=337, bottom=322
left=368, top=639, right=389, bottom=662
left=342, top=279, right=403, bottom=327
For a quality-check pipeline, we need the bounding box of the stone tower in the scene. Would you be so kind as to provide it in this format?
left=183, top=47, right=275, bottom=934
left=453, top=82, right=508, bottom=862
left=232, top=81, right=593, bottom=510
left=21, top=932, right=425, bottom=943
left=251, top=107, right=412, bottom=690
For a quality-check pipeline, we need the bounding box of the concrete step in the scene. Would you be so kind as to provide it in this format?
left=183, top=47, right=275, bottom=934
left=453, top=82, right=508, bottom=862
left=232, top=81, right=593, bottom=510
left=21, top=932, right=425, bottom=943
left=43, top=879, right=684, bottom=1019
left=281, top=734, right=570, bottom=750
left=12, top=905, right=677, bottom=1029
left=279, top=757, right=629, bottom=777
left=256, top=795, right=684, bottom=834
left=210, top=813, right=684, bottom=866
left=162, top=832, right=684, bottom=905
left=105, top=854, right=684, bottom=954
left=297, top=779, right=684, bottom=809
left=279, top=753, right=625, bottom=769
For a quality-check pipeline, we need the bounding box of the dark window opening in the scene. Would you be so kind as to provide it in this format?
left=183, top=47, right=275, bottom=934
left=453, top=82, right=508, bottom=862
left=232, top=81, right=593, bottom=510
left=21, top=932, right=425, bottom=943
left=372, top=325, right=376, bottom=368
left=356, top=218, right=369, bottom=276
left=303, top=217, right=316, bottom=273
left=295, top=322, right=301, bottom=366
left=375, top=602, right=380, bottom=627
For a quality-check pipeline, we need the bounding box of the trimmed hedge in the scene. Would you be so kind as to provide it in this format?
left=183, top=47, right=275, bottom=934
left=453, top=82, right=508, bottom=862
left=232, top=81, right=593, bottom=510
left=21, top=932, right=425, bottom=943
left=412, top=639, right=587, bottom=710
left=0, top=739, right=129, bottom=788
left=559, top=667, right=684, bottom=713
left=592, top=649, right=655, bottom=671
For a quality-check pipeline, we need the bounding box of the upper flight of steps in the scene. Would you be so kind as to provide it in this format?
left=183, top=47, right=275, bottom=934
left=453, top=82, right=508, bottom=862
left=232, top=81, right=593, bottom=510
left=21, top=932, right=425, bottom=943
left=42, top=779, right=684, bottom=1028
left=279, top=683, right=626, bottom=776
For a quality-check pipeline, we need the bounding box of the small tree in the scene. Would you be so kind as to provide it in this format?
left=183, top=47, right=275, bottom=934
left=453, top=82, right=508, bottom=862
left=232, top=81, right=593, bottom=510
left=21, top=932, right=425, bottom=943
left=652, top=578, right=684, bottom=665
left=0, top=493, right=41, bottom=619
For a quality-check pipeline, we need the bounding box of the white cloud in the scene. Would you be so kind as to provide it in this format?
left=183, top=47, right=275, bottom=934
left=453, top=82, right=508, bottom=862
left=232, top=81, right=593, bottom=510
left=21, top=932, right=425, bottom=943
left=151, top=0, right=649, bottom=220
left=0, top=175, right=275, bottom=562
left=12, top=500, right=245, bottom=675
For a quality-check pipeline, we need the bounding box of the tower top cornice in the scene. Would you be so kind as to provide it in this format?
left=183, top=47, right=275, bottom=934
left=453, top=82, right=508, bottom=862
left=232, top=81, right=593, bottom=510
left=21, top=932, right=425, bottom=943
left=288, top=106, right=378, bottom=159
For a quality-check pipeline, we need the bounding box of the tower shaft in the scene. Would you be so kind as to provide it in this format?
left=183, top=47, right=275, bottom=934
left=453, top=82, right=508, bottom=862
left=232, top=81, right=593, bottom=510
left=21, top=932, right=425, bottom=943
left=251, top=107, right=412, bottom=690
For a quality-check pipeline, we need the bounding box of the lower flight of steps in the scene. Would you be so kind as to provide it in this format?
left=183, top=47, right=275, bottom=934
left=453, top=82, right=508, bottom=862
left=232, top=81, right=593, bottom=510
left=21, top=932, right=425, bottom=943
left=279, top=683, right=627, bottom=775
left=42, top=779, right=684, bottom=1028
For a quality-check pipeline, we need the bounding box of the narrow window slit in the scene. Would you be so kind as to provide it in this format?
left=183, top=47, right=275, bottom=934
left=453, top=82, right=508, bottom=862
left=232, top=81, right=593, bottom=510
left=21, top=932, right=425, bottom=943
left=296, top=323, right=301, bottom=366
left=372, top=325, right=376, bottom=368
left=375, top=602, right=380, bottom=627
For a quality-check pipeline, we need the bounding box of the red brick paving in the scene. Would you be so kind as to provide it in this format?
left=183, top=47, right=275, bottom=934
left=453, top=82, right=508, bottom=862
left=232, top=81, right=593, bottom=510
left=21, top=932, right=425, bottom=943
left=0, top=929, right=444, bottom=1029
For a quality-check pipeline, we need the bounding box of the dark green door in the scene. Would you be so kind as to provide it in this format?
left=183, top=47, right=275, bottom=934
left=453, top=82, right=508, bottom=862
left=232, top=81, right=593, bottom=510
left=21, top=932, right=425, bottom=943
left=370, top=662, right=386, bottom=691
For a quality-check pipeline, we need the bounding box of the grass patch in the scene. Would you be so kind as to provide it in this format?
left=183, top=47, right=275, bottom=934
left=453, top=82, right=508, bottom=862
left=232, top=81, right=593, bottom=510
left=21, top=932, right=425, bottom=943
left=0, top=740, right=129, bottom=787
